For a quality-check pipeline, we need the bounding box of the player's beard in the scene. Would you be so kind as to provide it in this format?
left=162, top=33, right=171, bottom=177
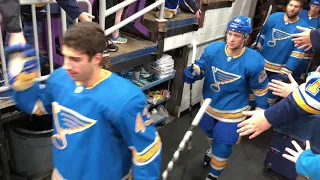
left=286, top=10, right=299, bottom=19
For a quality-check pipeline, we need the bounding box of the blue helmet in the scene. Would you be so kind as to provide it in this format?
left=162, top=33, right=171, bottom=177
left=227, top=16, right=252, bottom=36
left=311, top=0, right=320, bottom=5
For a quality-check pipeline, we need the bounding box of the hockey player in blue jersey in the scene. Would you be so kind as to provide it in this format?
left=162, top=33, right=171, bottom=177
left=183, top=16, right=269, bottom=180
left=299, top=0, right=320, bottom=30
left=252, top=0, right=309, bottom=106
left=237, top=70, right=320, bottom=180
left=5, top=22, right=161, bottom=180
left=293, top=0, right=320, bottom=80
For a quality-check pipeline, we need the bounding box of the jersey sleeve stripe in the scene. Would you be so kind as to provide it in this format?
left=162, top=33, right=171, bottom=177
left=268, top=98, right=277, bottom=104
left=252, top=87, right=268, bottom=96
left=304, top=53, right=314, bottom=60
left=132, top=134, right=162, bottom=166
left=292, top=89, right=320, bottom=114
left=264, top=60, right=285, bottom=72
left=290, top=51, right=305, bottom=59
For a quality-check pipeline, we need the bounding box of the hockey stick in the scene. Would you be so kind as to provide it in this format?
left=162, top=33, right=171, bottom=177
left=187, top=39, right=198, bottom=152
left=175, top=39, right=198, bottom=180
left=189, top=39, right=197, bottom=119
left=253, top=5, right=272, bottom=50
left=162, top=98, right=212, bottom=180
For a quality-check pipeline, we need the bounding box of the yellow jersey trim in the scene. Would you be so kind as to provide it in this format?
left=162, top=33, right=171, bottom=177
left=225, top=45, right=246, bottom=59
left=292, top=90, right=320, bottom=114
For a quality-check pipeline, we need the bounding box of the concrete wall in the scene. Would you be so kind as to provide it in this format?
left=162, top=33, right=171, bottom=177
left=163, top=6, right=233, bottom=52
left=163, top=0, right=258, bottom=52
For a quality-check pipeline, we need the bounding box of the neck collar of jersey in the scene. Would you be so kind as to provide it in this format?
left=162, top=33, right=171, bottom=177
left=284, top=14, right=299, bottom=24
left=75, top=69, right=112, bottom=89
left=225, top=45, right=246, bottom=59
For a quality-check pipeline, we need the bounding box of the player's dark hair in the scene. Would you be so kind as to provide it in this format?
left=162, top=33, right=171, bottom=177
left=288, top=0, right=304, bottom=7
left=62, top=22, right=106, bottom=61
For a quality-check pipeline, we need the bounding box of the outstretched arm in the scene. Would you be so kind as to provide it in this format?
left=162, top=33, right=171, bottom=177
left=56, top=0, right=94, bottom=22
left=0, top=0, right=27, bottom=45
left=6, top=45, right=53, bottom=115
left=237, top=72, right=320, bottom=139
left=283, top=140, right=320, bottom=180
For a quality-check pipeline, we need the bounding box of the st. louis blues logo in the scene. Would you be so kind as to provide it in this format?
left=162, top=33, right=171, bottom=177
left=51, top=102, right=97, bottom=150
left=267, top=28, right=292, bottom=47
left=210, top=67, right=241, bottom=92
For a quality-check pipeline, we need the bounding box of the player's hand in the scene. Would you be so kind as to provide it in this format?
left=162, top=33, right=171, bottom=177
left=195, top=10, right=201, bottom=19
left=298, top=43, right=313, bottom=52
left=250, top=42, right=262, bottom=52
left=5, top=44, right=39, bottom=91
left=183, top=65, right=199, bottom=84
left=282, top=140, right=311, bottom=164
left=78, top=12, right=95, bottom=22
left=268, top=73, right=298, bottom=98
left=237, top=110, right=272, bottom=139
left=9, top=32, right=27, bottom=46
left=292, top=26, right=312, bottom=51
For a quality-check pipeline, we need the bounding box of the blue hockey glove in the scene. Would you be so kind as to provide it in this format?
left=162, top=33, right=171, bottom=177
left=184, top=65, right=200, bottom=84
left=5, top=44, right=39, bottom=91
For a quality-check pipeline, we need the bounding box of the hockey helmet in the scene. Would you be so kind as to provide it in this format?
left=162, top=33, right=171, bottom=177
left=311, top=0, right=320, bottom=5
left=227, top=16, right=252, bottom=36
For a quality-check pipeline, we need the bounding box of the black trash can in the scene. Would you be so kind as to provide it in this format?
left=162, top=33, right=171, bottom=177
left=7, top=115, right=53, bottom=179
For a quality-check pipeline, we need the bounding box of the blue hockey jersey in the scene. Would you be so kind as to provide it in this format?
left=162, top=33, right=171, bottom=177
left=12, top=68, right=162, bottom=180
left=299, top=9, right=320, bottom=29
left=195, top=42, right=269, bottom=123
left=264, top=71, right=320, bottom=180
left=257, top=12, right=310, bottom=74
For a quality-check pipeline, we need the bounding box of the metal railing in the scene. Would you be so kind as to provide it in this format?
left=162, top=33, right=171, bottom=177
left=0, top=0, right=92, bottom=94
left=0, top=0, right=165, bottom=95
left=99, top=0, right=165, bottom=36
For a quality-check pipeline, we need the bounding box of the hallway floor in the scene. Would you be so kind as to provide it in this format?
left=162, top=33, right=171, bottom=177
left=158, top=109, right=289, bottom=180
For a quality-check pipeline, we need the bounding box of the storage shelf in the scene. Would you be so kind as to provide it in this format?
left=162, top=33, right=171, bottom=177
left=109, top=34, right=157, bottom=64
left=146, top=98, right=169, bottom=109
left=0, top=98, right=15, bottom=110
left=140, top=71, right=175, bottom=91
left=153, top=116, right=168, bottom=125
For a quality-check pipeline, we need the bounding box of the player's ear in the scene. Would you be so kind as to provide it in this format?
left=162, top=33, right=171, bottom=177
left=93, top=53, right=102, bottom=66
left=244, top=34, right=249, bottom=41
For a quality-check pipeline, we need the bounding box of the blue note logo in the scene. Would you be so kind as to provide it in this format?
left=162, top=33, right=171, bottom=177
left=51, top=102, right=97, bottom=150
left=210, top=66, right=241, bottom=92
left=267, top=28, right=292, bottom=47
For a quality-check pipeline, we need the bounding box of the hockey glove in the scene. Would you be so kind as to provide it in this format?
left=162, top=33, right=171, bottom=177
left=183, top=64, right=204, bottom=84
left=5, top=44, right=39, bottom=91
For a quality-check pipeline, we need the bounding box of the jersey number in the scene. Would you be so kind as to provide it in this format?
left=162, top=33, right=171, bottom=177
left=306, top=79, right=320, bottom=96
